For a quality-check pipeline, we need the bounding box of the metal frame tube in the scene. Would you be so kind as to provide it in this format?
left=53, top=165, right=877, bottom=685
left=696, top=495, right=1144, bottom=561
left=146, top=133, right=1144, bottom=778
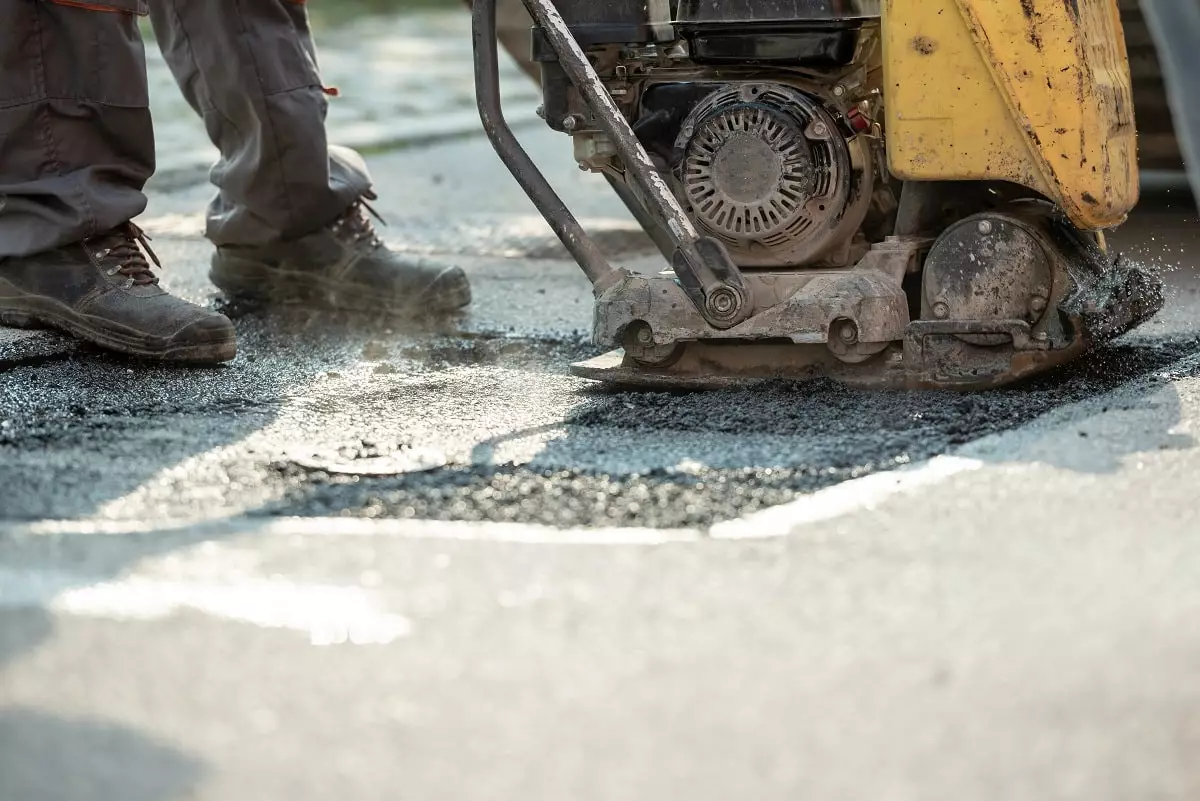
left=471, top=0, right=617, bottom=288
left=516, top=0, right=751, bottom=328
left=473, top=0, right=750, bottom=327
left=518, top=0, right=702, bottom=254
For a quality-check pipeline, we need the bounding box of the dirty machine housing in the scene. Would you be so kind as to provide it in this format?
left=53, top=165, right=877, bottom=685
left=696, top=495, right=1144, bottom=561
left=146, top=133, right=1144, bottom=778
left=472, top=0, right=1164, bottom=390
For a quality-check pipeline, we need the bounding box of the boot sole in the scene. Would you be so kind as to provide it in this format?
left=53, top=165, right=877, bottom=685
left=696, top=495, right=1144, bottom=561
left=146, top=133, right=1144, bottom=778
left=210, top=254, right=472, bottom=315
left=0, top=292, right=237, bottom=364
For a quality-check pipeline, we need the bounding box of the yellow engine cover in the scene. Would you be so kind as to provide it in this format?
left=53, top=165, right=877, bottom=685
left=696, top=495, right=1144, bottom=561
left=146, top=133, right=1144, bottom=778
left=883, top=0, right=1138, bottom=230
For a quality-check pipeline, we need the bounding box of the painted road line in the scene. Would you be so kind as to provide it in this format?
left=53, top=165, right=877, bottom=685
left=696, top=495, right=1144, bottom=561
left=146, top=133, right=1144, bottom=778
left=4, top=517, right=699, bottom=545
left=708, top=456, right=987, bottom=540
left=0, top=566, right=412, bottom=646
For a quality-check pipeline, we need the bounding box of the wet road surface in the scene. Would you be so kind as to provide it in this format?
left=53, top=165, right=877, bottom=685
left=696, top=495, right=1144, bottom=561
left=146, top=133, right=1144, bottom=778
left=4, top=116, right=1200, bottom=799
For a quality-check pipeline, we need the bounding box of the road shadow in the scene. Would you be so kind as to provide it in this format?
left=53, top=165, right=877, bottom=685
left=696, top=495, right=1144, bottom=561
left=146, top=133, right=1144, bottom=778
left=0, top=305, right=471, bottom=801
left=0, top=602, right=205, bottom=801
left=0, top=707, right=204, bottom=801
left=0, top=316, right=279, bottom=522
left=0, top=303, right=468, bottom=521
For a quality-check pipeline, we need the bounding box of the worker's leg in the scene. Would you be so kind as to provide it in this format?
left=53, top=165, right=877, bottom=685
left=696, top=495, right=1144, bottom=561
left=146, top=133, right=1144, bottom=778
left=147, top=0, right=367, bottom=246
left=0, top=0, right=153, bottom=258
left=0, top=0, right=236, bottom=363
left=1140, top=0, right=1200, bottom=204
left=148, top=0, right=471, bottom=315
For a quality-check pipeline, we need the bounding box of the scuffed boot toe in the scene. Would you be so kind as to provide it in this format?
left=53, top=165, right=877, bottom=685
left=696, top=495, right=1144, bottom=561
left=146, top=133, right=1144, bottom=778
left=167, top=313, right=238, bottom=363
left=418, top=265, right=472, bottom=312
left=0, top=223, right=241, bottom=366
left=209, top=195, right=475, bottom=317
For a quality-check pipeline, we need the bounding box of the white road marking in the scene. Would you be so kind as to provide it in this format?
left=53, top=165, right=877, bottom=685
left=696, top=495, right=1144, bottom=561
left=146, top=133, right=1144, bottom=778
left=0, top=458, right=998, bottom=637
left=0, top=567, right=412, bottom=646
left=0, top=457, right=978, bottom=648
left=708, top=456, right=987, bottom=540
left=6, top=517, right=699, bottom=544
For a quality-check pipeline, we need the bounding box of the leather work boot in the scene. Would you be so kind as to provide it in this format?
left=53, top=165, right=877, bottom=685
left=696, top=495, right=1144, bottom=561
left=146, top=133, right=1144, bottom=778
left=0, top=223, right=237, bottom=364
left=209, top=192, right=472, bottom=316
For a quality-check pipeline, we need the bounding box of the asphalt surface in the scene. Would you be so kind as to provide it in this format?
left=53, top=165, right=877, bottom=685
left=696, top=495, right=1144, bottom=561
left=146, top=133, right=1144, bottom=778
left=4, top=129, right=1198, bottom=530
left=4, top=90, right=1200, bottom=801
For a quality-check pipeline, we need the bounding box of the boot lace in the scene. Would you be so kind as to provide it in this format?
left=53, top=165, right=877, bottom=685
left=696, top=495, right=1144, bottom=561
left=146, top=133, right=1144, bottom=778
left=330, top=189, right=387, bottom=249
left=95, top=223, right=162, bottom=287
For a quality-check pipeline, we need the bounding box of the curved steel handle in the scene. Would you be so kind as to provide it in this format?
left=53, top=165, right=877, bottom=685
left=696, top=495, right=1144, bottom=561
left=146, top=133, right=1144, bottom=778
left=471, top=0, right=619, bottom=290
left=517, top=0, right=752, bottom=328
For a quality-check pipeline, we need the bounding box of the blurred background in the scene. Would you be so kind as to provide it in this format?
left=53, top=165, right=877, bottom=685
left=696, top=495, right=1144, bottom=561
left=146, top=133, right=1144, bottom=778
left=137, top=0, right=1191, bottom=198
left=307, top=0, right=461, bottom=28
left=141, top=0, right=545, bottom=193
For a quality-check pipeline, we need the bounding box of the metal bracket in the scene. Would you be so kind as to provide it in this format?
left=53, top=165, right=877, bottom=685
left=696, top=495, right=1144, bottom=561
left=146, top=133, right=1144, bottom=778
left=904, top=320, right=1051, bottom=354
left=902, top=319, right=1051, bottom=384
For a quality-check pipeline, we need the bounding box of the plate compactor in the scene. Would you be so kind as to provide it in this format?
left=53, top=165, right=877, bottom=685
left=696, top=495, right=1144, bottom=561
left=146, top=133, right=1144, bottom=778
left=472, top=0, right=1166, bottom=390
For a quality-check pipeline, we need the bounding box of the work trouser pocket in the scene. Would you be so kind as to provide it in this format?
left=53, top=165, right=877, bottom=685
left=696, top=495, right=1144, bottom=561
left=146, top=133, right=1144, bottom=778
left=239, top=0, right=323, bottom=95
left=0, top=0, right=149, bottom=110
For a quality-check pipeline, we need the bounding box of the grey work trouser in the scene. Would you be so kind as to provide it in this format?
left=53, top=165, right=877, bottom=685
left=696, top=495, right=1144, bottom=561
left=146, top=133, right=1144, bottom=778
left=0, top=0, right=371, bottom=259
left=1140, top=0, right=1200, bottom=203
